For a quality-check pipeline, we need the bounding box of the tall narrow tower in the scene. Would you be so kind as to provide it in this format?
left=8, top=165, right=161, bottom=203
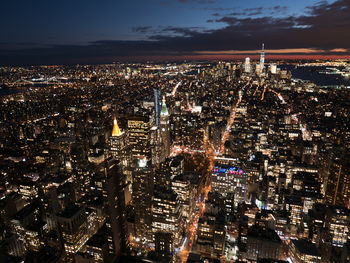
left=109, top=117, right=127, bottom=167
left=244, top=57, right=251, bottom=73
left=260, top=43, right=265, bottom=73
left=154, top=89, right=162, bottom=126
left=160, top=96, right=171, bottom=157
left=102, top=158, right=128, bottom=258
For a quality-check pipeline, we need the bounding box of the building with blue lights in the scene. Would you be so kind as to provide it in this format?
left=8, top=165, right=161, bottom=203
left=212, top=164, right=248, bottom=206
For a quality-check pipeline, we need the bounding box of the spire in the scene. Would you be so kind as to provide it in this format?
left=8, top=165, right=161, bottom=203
left=161, top=96, right=169, bottom=116
left=112, top=117, right=122, bottom=137
left=260, top=43, right=265, bottom=71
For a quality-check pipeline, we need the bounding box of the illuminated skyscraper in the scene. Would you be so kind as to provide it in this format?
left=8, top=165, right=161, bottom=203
left=326, top=156, right=350, bottom=207
left=109, top=117, right=127, bottom=168
left=160, top=97, right=171, bottom=157
left=56, top=205, right=97, bottom=261
left=259, top=43, right=265, bottom=74
left=154, top=89, right=162, bottom=127
left=127, top=116, right=152, bottom=163
left=112, top=117, right=121, bottom=137
left=244, top=57, right=251, bottom=73
left=212, top=164, right=247, bottom=206
left=152, top=186, right=183, bottom=248
left=326, top=206, right=350, bottom=247
left=270, top=63, right=277, bottom=74
left=132, top=158, right=153, bottom=242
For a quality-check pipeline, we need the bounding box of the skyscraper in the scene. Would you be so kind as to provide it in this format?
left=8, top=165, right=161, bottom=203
left=152, top=186, right=183, bottom=248
left=325, top=156, right=350, bottom=207
left=244, top=57, right=251, bottom=73
left=127, top=115, right=152, bottom=163
left=102, top=158, right=128, bottom=259
left=154, top=89, right=162, bottom=127
left=160, top=97, right=171, bottom=158
left=56, top=205, right=97, bottom=260
left=212, top=164, right=247, bottom=207
left=132, top=159, right=153, bottom=242
left=109, top=117, right=127, bottom=168
left=259, top=43, right=265, bottom=74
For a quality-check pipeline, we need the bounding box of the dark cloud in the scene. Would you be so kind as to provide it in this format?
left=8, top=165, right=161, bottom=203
left=132, top=26, right=153, bottom=33
left=271, top=5, right=288, bottom=13
left=212, top=6, right=288, bottom=18
left=149, top=27, right=201, bottom=40
left=1, top=0, right=350, bottom=65
left=211, top=5, right=288, bottom=18
left=243, top=7, right=263, bottom=15
left=160, top=26, right=203, bottom=36
left=230, top=12, right=247, bottom=16
left=134, top=26, right=206, bottom=39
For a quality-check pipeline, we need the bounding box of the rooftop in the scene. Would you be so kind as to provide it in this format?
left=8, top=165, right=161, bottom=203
left=291, top=239, right=321, bottom=257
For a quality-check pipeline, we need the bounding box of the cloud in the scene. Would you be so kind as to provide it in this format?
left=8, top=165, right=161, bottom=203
left=228, top=12, right=247, bottom=16
left=243, top=7, right=263, bottom=16
left=1, top=0, right=350, bottom=65
left=210, top=5, right=288, bottom=18
left=133, top=26, right=207, bottom=40
left=270, top=5, right=288, bottom=14
left=132, top=26, right=152, bottom=33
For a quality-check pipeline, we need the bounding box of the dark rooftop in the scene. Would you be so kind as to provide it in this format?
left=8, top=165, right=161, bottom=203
left=291, top=239, right=321, bottom=257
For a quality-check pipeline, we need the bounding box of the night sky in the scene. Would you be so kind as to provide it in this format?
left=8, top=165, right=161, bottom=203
left=1, top=0, right=350, bottom=65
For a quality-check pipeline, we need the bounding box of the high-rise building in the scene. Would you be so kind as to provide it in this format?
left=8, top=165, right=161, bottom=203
left=56, top=205, right=97, bottom=260
left=109, top=118, right=126, bottom=154
left=154, top=232, right=174, bottom=262
left=154, top=89, right=162, bottom=127
left=212, top=164, right=247, bottom=206
left=82, top=226, right=110, bottom=263
left=160, top=97, right=171, bottom=158
left=325, top=156, right=350, bottom=207
left=289, top=239, right=322, bottom=263
left=270, top=64, right=277, bottom=74
left=132, top=159, right=153, bottom=242
left=246, top=225, right=283, bottom=262
left=127, top=116, right=152, bottom=163
left=196, top=213, right=226, bottom=258
left=244, top=57, right=251, bottom=73
left=109, top=117, right=128, bottom=173
left=259, top=43, right=265, bottom=73
left=171, top=174, right=195, bottom=222
left=152, top=186, right=183, bottom=247
left=10, top=200, right=44, bottom=254
left=255, top=64, right=262, bottom=75
left=326, top=206, right=350, bottom=247
left=102, top=158, right=128, bottom=259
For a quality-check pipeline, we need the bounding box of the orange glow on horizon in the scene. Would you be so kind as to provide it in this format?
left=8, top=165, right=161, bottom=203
left=330, top=48, right=348, bottom=53
left=115, top=54, right=350, bottom=62
left=194, top=48, right=327, bottom=55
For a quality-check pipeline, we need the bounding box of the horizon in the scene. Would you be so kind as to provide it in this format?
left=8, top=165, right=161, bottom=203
left=2, top=54, right=350, bottom=67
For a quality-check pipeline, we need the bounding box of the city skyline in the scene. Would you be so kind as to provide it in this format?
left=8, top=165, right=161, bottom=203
left=1, top=1, right=350, bottom=263
left=1, top=0, right=350, bottom=65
